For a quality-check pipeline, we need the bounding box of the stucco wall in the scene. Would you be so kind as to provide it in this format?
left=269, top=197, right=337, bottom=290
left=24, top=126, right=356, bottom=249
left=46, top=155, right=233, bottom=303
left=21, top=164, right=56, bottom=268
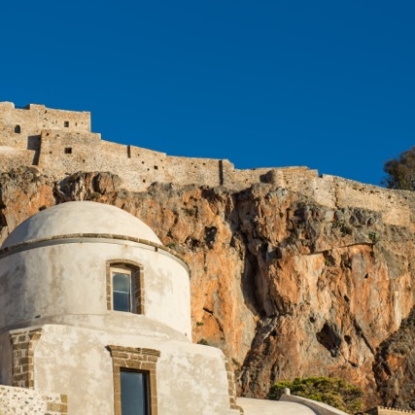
left=237, top=397, right=317, bottom=415
left=2, top=320, right=237, bottom=415
left=32, top=324, right=236, bottom=415
left=281, top=393, right=349, bottom=415
left=0, top=239, right=191, bottom=338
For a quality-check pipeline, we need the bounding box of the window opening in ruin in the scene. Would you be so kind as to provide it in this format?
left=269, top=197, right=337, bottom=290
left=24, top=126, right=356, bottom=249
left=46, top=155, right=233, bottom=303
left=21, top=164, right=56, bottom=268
left=14, top=125, right=21, bottom=134
left=64, top=121, right=69, bottom=127
left=120, top=370, right=149, bottom=415
left=64, top=147, right=72, bottom=154
left=112, top=267, right=133, bottom=312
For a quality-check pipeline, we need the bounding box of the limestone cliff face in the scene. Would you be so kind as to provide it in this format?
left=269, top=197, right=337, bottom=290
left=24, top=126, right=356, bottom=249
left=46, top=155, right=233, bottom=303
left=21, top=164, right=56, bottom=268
left=1, top=167, right=415, bottom=409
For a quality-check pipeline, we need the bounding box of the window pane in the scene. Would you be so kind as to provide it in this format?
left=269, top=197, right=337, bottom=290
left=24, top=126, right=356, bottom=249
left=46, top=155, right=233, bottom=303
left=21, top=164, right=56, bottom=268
left=113, top=292, right=130, bottom=312
left=113, top=273, right=130, bottom=291
left=113, top=273, right=131, bottom=312
left=121, top=371, right=148, bottom=415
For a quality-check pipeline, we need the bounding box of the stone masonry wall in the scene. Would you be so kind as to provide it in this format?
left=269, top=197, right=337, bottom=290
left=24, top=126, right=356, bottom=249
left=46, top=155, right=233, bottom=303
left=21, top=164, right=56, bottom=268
left=0, top=102, right=90, bottom=143
left=39, top=130, right=225, bottom=190
left=0, top=385, right=45, bottom=415
left=1, top=102, right=415, bottom=232
left=43, top=393, right=68, bottom=415
left=106, top=345, right=160, bottom=415
left=34, top=130, right=321, bottom=193
left=0, top=386, right=67, bottom=415
left=224, top=358, right=244, bottom=414
left=9, top=328, right=42, bottom=389
left=2, top=327, right=68, bottom=414
left=0, top=102, right=322, bottom=193
left=0, top=147, right=35, bottom=171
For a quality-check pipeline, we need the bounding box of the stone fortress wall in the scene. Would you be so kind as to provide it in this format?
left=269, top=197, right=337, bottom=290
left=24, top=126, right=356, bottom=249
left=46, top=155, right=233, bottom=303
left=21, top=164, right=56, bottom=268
left=1, top=102, right=414, bottom=231
left=0, top=102, right=319, bottom=191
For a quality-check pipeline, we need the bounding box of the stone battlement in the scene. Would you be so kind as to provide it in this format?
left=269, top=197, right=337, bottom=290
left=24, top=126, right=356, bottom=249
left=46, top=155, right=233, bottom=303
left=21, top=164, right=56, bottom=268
left=0, top=102, right=91, bottom=138
left=0, top=102, right=319, bottom=192
left=2, top=102, right=414, bottom=233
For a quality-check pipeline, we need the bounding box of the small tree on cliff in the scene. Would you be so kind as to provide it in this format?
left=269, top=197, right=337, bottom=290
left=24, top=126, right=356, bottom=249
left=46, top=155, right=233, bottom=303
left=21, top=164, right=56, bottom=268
left=383, top=146, right=415, bottom=190
left=268, top=376, right=363, bottom=414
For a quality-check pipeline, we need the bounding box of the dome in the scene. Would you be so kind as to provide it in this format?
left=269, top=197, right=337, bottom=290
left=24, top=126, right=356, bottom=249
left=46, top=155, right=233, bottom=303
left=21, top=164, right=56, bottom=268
left=2, top=201, right=162, bottom=248
left=0, top=201, right=190, bottom=337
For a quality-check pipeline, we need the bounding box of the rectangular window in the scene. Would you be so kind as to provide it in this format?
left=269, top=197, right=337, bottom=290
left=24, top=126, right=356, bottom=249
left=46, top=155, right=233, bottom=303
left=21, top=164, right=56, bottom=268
left=121, top=370, right=149, bottom=415
left=107, top=346, right=159, bottom=415
left=112, top=267, right=132, bottom=312
left=107, top=261, right=144, bottom=314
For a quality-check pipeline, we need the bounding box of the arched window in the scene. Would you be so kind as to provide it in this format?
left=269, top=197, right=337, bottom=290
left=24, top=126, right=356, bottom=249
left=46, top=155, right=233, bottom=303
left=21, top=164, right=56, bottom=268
left=14, top=125, right=21, bottom=134
left=106, top=261, right=144, bottom=314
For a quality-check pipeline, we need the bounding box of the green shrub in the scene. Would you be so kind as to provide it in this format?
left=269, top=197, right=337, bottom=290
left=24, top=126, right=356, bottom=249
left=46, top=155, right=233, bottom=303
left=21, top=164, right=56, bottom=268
left=368, top=232, right=380, bottom=244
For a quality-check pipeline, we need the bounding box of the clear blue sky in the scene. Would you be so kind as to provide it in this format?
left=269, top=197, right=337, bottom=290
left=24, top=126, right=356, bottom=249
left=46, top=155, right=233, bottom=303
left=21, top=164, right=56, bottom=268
left=1, top=1, right=414, bottom=186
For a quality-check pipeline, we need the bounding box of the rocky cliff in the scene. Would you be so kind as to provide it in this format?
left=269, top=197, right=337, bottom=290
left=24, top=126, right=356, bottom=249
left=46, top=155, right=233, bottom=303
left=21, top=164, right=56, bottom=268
left=1, top=167, right=415, bottom=410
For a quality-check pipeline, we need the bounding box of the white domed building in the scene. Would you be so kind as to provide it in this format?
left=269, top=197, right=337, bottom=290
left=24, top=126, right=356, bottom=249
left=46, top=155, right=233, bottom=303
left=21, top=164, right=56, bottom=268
left=0, top=201, right=349, bottom=415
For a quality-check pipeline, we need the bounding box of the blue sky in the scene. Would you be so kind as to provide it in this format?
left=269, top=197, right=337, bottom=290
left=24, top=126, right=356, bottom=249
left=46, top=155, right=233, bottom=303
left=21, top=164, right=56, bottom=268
left=1, top=1, right=414, bottom=186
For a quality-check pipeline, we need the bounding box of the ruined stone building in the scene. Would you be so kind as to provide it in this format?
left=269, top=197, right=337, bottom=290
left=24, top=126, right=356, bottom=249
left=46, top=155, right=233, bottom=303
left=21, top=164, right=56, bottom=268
left=0, top=102, right=318, bottom=192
